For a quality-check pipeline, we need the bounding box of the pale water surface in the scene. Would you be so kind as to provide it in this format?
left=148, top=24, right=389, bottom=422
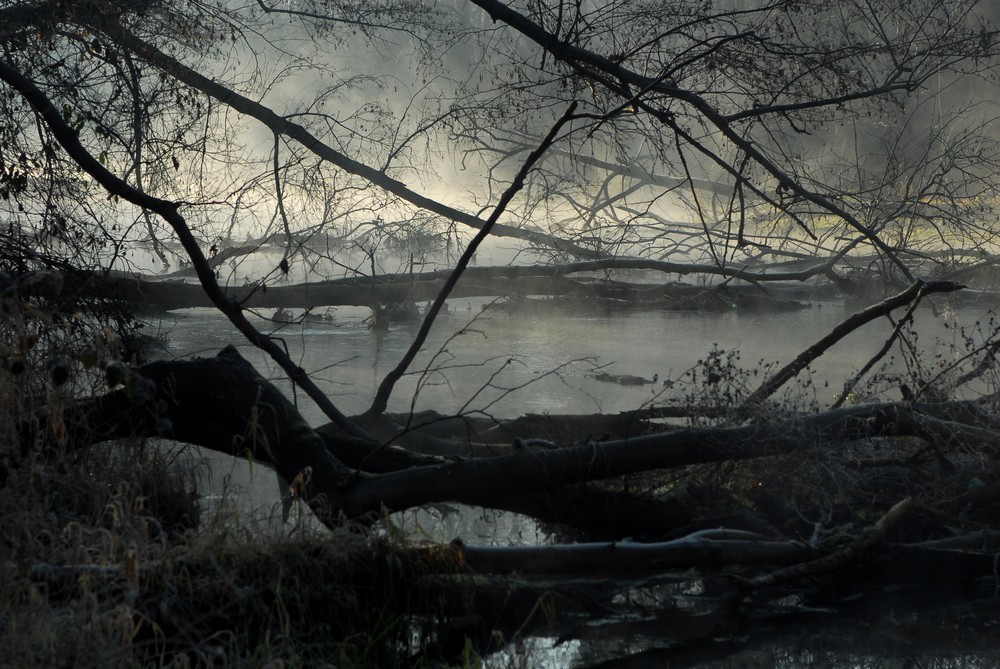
left=150, top=294, right=994, bottom=533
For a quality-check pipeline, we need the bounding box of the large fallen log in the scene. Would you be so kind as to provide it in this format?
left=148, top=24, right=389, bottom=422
left=20, top=345, right=1000, bottom=529
left=96, top=267, right=817, bottom=312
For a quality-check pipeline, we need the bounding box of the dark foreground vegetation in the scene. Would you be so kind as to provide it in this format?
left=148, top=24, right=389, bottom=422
left=6, top=265, right=1000, bottom=667
left=5, top=0, right=1000, bottom=666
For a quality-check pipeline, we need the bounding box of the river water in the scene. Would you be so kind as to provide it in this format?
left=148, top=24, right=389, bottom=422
left=150, top=292, right=994, bottom=523
left=156, top=294, right=988, bottom=423
left=148, top=291, right=1000, bottom=668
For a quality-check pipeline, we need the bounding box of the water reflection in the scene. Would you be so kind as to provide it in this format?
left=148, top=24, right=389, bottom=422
left=391, top=504, right=555, bottom=546
left=483, top=574, right=1000, bottom=668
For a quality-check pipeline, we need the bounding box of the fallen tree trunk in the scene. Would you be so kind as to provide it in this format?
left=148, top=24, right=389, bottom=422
left=23, top=345, right=1000, bottom=531
left=451, top=530, right=815, bottom=574
left=99, top=267, right=818, bottom=312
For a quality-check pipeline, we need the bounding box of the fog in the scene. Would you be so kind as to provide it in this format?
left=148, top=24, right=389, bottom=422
left=7, top=1, right=1000, bottom=665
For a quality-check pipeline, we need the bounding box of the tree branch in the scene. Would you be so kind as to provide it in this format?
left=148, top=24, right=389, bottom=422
left=466, top=0, right=918, bottom=278
left=740, top=279, right=964, bottom=411
left=0, top=56, right=373, bottom=441
left=97, top=17, right=602, bottom=260
left=368, top=103, right=578, bottom=414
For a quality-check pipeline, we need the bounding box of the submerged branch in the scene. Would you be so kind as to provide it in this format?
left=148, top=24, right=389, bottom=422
left=99, top=263, right=829, bottom=312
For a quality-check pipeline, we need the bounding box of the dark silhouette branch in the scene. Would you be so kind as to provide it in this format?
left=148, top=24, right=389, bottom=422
left=830, top=293, right=924, bottom=410
left=466, top=0, right=917, bottom=278
left=96, top=17, right=602, bottom=260
left=0, top=56, right=373, bottom=441
left=37, top=344, right=1000, bottom=523
left=741, top=279, right=965, bottom=411
left=368, top=103, right=579, bottom=415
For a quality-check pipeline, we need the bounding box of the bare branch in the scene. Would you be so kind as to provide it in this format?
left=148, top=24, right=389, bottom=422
left=741, top=279, right=965, bottom=411
left=0, top=56, right=373, bottom=441
left=368, top=102, right=579, bottom=415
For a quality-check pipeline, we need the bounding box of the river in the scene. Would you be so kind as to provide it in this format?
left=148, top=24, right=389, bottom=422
left=151, top=291, right=989, bottom=525
left=155, top=294, right=986, bottom=422
left=147, top=290, right=999, bottom=668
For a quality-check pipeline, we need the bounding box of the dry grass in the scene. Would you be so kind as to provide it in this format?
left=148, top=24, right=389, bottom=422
left=0, top=272, right=478, bottom=668
left=0, top=440, right=481, bottom=668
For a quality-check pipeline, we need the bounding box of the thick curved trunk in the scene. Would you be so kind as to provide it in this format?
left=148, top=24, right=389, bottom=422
left=25, top=345, right=1000, bottom=532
